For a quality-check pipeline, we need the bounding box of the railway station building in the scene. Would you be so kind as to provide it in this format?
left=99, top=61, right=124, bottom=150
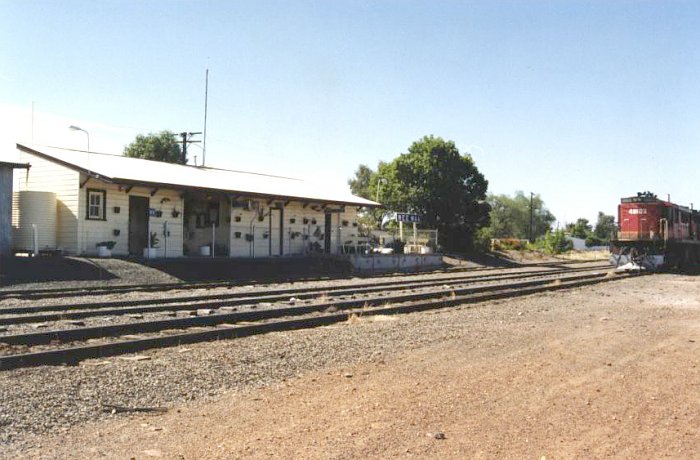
left=10, top=143, right=379, bottom=259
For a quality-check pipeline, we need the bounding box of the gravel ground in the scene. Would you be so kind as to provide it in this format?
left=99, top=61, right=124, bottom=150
left=0, top=271, right=682, bottom=458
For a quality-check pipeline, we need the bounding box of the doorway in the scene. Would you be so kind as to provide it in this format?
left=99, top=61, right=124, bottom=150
left=268, top=207, right=284, bottom=256
left=324, top=212, right=332, bottom=253
left=128, top=196, right=149, bottom=255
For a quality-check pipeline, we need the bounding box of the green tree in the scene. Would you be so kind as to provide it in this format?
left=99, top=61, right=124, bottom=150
left=570, top=218, right=592, bottom=239
left=593, top=212, right=616, bottom=240
left=123, top=131, right=184, bottom=164
left=348, top=164, right=375, bottom=199
left=375, top=135, right=489, bottom=252
left=487, top=191, right=555, bottom=240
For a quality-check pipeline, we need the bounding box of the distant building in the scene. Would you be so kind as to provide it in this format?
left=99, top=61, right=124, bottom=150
left=12, top=143, right=378, bottom=258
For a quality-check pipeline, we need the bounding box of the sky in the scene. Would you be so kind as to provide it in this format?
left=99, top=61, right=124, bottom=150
left=1, top=0, right=699, bottom=225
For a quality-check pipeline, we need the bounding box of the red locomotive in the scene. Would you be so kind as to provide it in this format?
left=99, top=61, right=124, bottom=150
left=610, top=192, right=700, bottom=269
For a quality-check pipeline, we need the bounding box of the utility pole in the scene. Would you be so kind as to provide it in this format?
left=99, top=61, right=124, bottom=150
left=529, top=192, right=535, bottom=243
left=178, top=132, right=202, bottom=165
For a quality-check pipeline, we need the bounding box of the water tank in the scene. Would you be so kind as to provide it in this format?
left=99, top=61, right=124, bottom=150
left=12, top=191, right=57, bottom=252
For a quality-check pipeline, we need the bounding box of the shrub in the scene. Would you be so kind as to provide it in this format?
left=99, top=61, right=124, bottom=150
left=473, top=227, right=493, bottom=253
left=585, top=235, right=606, bottom=247
left=536, top=230, right=572, bottom=254
left=386, top=239, right=405, bottom=254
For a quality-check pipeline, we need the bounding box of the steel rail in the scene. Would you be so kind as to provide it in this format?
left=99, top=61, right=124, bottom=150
left=0, top=270, right=620, bottom=347
left=0, top=259, right=608, bottom=300
left=0, top=270, right=637, bottom=370
left=0, top=265, right=608, bottom=321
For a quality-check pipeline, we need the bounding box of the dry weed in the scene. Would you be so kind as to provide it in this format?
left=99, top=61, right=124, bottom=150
left=346, top=313, right=361, bottom=325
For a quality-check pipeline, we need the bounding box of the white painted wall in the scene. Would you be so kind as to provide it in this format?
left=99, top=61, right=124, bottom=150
left=228, top=201, right=363, bottom=258
left=77, top=178, right=184, bottom=257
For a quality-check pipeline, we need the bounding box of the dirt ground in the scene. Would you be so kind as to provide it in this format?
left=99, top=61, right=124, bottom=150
left=11, top=273, right=700, bottom=459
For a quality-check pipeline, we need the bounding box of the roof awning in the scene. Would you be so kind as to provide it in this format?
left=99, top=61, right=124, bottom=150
left=17, top=143, right=380, bottom=208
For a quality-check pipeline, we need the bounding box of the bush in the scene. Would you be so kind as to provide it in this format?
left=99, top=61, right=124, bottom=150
left=386, top=239, right=406, bottom=254
left=473, top=227, right=493, bottom=252
left=492, top=238, right=527, bottom=251
left=585, top=235, right=606, bottom=247
left=536, top=230, right=572, bottom=254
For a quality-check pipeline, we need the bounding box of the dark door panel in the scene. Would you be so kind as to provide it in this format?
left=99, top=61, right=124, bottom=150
left=129, top=196, right=149, bottom=255
left=324, top=213, right=332, bottom=254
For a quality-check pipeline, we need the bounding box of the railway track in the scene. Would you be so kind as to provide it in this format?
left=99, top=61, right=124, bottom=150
left=0, top=263, right=607, bottom=322
left=0, top=259, right=607, bottom=301
left=0, top=263, right=636, bottom=370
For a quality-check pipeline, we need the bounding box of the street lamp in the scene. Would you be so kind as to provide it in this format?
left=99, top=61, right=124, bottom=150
left=68, top=125, right=90, bottom=152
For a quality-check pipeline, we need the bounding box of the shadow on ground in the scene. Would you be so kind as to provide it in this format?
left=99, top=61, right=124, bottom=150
left=145, top=257, right=354, bottom=283
left=0, top=256, right=117, bottom=286
left=443, top=252, right=521, bottom=268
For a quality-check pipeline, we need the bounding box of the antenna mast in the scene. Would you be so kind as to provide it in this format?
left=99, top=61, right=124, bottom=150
left=203, top=68, right=209, bottom=167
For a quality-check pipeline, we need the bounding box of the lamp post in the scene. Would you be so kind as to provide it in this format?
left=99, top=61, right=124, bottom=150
left=68, top=125, right=90, bottom=152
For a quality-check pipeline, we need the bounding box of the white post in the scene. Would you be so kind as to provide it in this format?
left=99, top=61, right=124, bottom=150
left=413, top=222, right=417, bottom=248
left=31, top=224, right=38, bottom=257
left=399, top=221, right=404, bottom=241
left=336, top=213, right=341, bottom=255
left=212, top=222, right=216, bottom=258
left=163, top=221, right=168, bottom=259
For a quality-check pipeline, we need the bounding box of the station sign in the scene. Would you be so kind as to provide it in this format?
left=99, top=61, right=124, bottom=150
left=396, top=213, right=421, bottom=223
left=149, top=208, right=157, bottom=217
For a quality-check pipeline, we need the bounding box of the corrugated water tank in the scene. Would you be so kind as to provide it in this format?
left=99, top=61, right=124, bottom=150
left=12, top=191, right=57, bottom=251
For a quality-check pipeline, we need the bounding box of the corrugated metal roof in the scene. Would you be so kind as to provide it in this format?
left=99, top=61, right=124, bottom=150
left=17, top=143, right=379, bottom=207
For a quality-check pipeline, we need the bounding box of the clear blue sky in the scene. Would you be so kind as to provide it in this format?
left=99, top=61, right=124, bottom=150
left=1, top=0, right=699, bottom=225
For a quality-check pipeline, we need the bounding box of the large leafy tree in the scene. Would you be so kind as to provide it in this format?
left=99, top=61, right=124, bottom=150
left=123, top=130, right=185, bottom=164
left=569, top=218, right=592, bottom=239
left=348, top=164, right=375, bottom=199
left=371, top=135, right=489, bottom=251
left=593, top=212, right=616, bottom=240
left=487, top=191, right=555, bottom=240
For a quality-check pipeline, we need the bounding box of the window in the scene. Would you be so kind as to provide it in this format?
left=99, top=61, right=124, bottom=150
left=86, top=189, right=106, bottom=220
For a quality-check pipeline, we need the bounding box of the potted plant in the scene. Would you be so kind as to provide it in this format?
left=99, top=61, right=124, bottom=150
left=96, top=241, right=116, bottom=258
left=143, top=232, right=160, bottom=258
